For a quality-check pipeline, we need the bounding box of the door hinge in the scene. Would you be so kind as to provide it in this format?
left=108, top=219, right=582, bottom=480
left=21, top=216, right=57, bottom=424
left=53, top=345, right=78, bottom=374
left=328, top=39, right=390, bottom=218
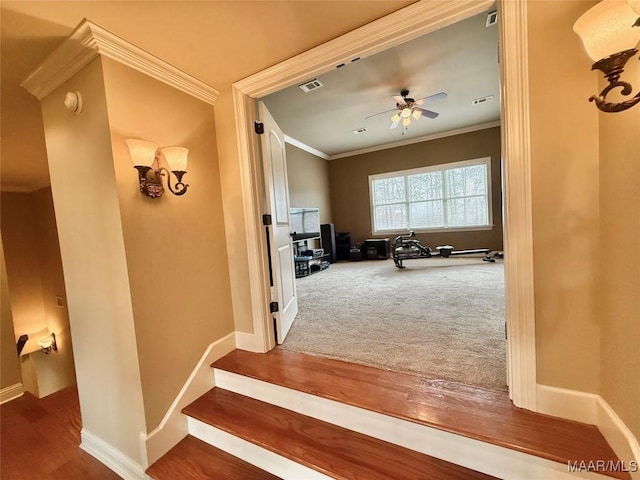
left=270, top=301, right=279, bottom=313
left=263, top=214, right=272, bottom=226
left=254, top=121, right=264, bottom=135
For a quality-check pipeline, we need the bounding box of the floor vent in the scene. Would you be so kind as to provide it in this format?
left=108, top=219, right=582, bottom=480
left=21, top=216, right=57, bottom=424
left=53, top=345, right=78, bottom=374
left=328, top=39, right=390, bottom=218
left=298, top=79, right=323, bottom=93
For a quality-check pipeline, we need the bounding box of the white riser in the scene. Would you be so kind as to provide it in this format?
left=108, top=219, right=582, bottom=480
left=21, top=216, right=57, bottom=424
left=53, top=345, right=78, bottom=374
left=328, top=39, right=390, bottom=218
left=211, top=369, right=611, bottom=480
left=187, top=417, right=331, bottom=480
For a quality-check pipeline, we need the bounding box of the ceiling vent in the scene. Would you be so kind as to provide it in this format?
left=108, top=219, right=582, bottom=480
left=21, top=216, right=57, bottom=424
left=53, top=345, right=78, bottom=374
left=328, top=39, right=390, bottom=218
left=486, top=10, right=498, bottom=27
left=352, top=127, right=367, bottom=134
left=472, top=95, right=494, bottom=106
left=298, top=79, right=323, bottom=93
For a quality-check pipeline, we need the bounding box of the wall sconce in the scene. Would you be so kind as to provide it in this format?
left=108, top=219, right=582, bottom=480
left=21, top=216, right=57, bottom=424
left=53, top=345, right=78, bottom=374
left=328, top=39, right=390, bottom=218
left=37, top=333, right=57, bottom=354
left=574, top=0, right=640, bottom=112
left=126, top=139, right=189, bottom=198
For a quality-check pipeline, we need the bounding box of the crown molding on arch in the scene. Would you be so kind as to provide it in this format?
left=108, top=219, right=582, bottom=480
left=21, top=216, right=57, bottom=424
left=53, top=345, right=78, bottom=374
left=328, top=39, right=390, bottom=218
left=235, top=0, right=495, bottom=99
left=283, top=135, right=330, bottom=160
left=21, top=19, right=219, bottom=105
left=232, top=0, right=537, bottom=411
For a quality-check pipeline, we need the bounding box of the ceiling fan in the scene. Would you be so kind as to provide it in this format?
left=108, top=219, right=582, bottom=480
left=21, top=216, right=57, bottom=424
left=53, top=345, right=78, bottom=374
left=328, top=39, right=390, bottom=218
left=366, top=89, right=447, bottom=129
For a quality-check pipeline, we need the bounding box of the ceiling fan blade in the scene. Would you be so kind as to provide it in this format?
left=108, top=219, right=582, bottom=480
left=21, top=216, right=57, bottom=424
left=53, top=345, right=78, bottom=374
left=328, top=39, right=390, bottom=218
left=389, top=118, right=401, bottom=129
left=415, top=92, right=448, bottom=105
left=414, top=107, right=439, bottom=119
left=392, top=95, right=406, bottom=104
left=365, top=108, right=398, bottom=120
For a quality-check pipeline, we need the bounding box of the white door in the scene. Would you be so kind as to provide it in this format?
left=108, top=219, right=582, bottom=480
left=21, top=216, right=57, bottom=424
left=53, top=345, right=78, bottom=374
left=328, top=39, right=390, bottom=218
left=258, top=102, right=298, bottom=343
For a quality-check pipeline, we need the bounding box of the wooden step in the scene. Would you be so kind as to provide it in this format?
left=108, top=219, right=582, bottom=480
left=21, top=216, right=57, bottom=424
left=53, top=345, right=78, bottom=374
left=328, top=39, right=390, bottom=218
left=183, top=388, right=498, bottom=480
left=212, top=349, right=628, bottom=479
left=146, top=435, right=280, bottom=480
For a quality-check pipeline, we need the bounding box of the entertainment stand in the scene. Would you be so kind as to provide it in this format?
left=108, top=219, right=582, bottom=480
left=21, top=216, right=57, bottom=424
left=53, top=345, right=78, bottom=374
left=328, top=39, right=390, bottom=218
left=293, top=238, right=329, bottom=278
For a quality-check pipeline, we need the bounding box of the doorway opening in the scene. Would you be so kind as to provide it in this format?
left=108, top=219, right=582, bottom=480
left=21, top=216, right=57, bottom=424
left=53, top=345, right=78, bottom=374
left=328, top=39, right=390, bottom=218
left=232, top=0, right=537, bottom=410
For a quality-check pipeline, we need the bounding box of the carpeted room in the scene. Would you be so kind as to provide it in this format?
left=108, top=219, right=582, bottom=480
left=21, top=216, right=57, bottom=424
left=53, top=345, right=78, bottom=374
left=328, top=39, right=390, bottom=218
left=280, top=253, right=506, bottom=391
left=275, top=123, right=506, bottom=392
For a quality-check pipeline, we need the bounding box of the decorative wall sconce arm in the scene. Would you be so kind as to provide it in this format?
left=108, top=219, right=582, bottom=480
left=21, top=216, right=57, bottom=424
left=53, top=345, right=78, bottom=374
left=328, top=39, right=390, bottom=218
left=574, top=0, right=640, bottom=113
left=126, top=140, right=190, bottom=198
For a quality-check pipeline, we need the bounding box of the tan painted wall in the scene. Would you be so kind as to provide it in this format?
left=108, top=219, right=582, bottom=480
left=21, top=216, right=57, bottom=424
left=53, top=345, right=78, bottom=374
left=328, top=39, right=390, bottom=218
left=1, top=193, right=48, bottom=338
left=286, top=144, right=333, bottom=225
left=598, top=56, right=640, bottom=439
left=41, top=57, right=147, bottom=462
left=1, top=236, right=22, bottom=390
left=328, top=127, right=503, bottom=249
left=527, top=0, right=601, bottom=393
left=101, top=58, right=234, bottom=430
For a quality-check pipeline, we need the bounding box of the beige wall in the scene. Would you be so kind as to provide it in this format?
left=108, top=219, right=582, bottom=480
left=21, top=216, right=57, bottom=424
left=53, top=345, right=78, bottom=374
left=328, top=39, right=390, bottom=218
left=286, top=143, right=332, bottom=225
left=102, top=58, right=234, bottom=430
left=598, top=57, right=640, bottom=439
left=41, top=57, right=147, bottom=463
left=328, top=127, right=503, bottom=250
left=527, top=0, right=601, bottom=394
left=1, top=189, right=76, bottom=397
left=1, top=236, right=21, bottom=390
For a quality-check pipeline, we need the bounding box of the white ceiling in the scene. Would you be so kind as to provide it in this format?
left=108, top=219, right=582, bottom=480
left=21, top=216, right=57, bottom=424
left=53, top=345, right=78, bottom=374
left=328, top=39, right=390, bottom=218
left=262, top=9, right=501, bottom=158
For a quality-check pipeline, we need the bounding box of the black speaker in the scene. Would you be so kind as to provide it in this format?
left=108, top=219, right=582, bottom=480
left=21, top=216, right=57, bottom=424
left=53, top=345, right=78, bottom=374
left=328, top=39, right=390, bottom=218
left=320, top=223, right=337, bottom=263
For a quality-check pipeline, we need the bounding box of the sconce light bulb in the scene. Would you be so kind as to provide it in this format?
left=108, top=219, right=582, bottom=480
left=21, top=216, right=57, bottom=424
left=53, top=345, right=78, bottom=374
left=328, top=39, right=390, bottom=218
left=126, top=139, right=158, bottom=167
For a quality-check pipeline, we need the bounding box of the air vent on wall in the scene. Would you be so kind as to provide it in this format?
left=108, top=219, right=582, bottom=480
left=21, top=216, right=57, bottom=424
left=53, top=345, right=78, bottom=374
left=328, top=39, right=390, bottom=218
left=298, top=79, right=324, bottom=93
left=486, top=10, right=498, bottom=27
left=472, top=95, right=494, bottom=106
left=352, top=127, right=367, bottom=134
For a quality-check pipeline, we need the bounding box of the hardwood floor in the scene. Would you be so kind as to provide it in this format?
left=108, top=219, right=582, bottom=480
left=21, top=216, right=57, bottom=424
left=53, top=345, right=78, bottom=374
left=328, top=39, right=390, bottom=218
left=184, top=388, right=498, bottom=480
left=213, top=349, right=628, bottom=479
left=0, top=387, right=121, bottom=480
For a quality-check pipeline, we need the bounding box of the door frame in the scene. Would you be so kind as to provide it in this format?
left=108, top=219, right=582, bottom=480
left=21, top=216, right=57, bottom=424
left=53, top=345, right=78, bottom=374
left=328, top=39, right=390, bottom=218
left=231, top=0, right=537, bottom=410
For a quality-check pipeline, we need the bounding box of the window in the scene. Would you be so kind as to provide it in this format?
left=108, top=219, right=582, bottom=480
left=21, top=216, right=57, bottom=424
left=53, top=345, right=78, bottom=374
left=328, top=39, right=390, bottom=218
left=369, top=157, right=492, bottom=233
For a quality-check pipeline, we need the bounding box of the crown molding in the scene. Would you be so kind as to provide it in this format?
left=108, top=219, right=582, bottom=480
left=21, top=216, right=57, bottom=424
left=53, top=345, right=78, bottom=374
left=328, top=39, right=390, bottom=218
left=328, top=121, right=501, bottom=160
left=283, top=135, right=330, bottom=160
left=21, top=19, right=219, bottom=105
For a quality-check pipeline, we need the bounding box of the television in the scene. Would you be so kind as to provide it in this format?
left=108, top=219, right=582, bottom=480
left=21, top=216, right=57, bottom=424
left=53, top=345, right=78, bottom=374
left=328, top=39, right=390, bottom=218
left=290, top=207, right=320, bottom=241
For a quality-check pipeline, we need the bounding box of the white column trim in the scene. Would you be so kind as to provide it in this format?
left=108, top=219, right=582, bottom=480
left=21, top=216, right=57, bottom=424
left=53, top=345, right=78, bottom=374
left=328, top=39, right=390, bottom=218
left=21, top=19, right=218, bottom=105
left=231, top=0, right=537, bottom=409
left=498, top=0, right=537, bottom=410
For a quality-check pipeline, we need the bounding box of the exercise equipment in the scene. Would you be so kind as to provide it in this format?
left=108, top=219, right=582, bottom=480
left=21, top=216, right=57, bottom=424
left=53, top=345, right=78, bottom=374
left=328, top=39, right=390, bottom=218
left=391, top=231, right=494, bottom=269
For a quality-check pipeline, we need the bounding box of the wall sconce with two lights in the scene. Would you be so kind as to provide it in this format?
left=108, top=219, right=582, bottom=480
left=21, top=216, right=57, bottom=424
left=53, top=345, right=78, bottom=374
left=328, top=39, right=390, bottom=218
left=126, top=139, right=190, bottom=198
left=574, top=0, right=640, bottom=112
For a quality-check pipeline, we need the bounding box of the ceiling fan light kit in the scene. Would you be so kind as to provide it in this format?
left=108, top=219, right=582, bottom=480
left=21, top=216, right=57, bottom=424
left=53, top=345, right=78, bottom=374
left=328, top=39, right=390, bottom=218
left=366, top=89, right=447, bottom=132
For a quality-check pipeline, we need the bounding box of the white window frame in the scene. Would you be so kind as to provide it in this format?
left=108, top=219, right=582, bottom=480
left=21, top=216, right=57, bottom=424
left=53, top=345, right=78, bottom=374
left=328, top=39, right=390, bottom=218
left=368, top=157, right=493, bottom=235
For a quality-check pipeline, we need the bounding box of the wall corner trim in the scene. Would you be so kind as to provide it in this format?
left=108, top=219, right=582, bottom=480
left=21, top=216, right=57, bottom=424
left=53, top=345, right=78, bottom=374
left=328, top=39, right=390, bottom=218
left=537, top=384, right=640, bottom=470
left=20, top=19, right=219, bottom=105
left=80, top=428, right=148, bottom=480
left=142, top=331, right=236, bottom=467
left=0, top=383, right=24, bottom=405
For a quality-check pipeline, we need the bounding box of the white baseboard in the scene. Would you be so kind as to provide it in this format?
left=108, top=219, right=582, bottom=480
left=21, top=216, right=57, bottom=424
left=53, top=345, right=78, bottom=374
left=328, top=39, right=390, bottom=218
left=142, top=332, right=236, bottom=467
left=596, top=397, right=640, bottom=480
left=81, top=429, right=149, bottom=480
left=537, top=384, right=599, bottom=424
left=234, top=331, right=266, bottom=353
left=211, top=370, right=609, bottom=479
left=537, top=384, right=640, bottom=480
left=0, top=383, right=24, bottom=404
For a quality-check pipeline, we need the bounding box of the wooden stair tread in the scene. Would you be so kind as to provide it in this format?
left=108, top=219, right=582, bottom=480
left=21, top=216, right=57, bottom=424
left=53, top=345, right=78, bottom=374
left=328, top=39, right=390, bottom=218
left=184, top=388, right=498, bottom=480
left=147, top=435, right=280, bottom=480
left=213, top=349, right=628, bottom=479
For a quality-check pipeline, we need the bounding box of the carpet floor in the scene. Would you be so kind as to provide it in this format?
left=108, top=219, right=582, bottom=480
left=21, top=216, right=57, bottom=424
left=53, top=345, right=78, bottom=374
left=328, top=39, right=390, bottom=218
left=280, top=256, right=506, bottom=391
